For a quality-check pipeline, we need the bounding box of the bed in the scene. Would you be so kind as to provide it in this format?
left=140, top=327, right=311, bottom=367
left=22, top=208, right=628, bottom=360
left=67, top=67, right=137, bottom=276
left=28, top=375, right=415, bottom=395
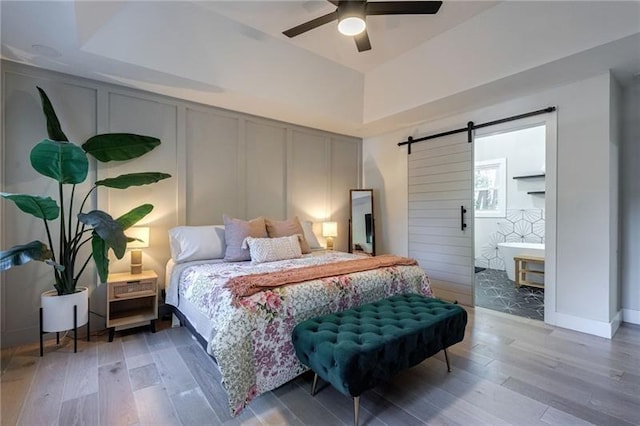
left=164, top=221, right=433, bottom=415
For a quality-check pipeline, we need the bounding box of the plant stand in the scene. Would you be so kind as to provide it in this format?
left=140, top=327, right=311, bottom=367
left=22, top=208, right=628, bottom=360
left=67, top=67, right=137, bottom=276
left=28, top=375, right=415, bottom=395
left=39, top=298, right=90, bottom=357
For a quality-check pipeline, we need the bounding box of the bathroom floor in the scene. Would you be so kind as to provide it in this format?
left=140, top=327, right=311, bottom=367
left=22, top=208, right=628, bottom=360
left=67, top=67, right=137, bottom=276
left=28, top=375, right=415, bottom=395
left=474, top=268, right=544, bottom=321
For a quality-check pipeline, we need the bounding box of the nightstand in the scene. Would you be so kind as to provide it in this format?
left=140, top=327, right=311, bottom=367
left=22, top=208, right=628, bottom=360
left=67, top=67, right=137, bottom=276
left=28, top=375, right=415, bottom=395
left=106, top=270, right=158, bottom=342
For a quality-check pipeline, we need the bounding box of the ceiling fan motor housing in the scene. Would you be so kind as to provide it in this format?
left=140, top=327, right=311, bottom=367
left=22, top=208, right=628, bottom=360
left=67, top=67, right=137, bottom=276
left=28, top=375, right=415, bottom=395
left=338, top=1, right=367, bottom=36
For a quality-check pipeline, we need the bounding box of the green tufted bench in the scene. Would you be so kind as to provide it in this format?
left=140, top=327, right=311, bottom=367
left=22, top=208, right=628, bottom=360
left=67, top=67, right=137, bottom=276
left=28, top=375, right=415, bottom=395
left=292, top=293, right=467, bottom=425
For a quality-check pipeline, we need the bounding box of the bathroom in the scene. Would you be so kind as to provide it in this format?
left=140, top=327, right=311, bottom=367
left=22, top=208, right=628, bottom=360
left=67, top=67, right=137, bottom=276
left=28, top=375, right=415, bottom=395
left=473, top=124, right=546, bottom=320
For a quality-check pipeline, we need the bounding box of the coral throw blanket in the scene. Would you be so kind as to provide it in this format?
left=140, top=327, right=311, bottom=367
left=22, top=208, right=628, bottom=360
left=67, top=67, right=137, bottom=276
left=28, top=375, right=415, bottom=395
left=226, top=254, right=418, bottom=300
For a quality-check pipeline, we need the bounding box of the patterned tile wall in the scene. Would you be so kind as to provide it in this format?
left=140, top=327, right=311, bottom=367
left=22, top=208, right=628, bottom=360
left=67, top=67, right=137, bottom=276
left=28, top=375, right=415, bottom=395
left=477, top=209, right=545, bottom=270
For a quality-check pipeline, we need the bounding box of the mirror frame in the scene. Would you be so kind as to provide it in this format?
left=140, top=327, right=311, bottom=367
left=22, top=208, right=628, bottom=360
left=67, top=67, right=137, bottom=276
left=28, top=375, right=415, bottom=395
left=348, top=189, right=375, bottom=256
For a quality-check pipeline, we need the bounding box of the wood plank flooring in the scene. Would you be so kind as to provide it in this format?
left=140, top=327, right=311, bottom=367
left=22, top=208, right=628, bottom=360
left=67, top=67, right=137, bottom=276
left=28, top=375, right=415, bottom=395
left=1, top=307, right=638, bottom=425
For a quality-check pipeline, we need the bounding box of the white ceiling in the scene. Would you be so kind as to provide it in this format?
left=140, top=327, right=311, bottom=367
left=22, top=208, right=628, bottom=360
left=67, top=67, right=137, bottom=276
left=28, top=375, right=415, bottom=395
left=198, top=0, right=498, bottom=73
left=1, top=1, right=639, bottom=137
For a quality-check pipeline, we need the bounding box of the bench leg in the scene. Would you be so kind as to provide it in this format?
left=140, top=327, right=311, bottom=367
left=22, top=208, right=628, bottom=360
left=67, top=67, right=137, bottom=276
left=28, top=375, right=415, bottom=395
left=354, top=396, right=360, bottom=426
left=444, top=347, right=451, bottom=372
left=311, top=373, right=319, bottom=396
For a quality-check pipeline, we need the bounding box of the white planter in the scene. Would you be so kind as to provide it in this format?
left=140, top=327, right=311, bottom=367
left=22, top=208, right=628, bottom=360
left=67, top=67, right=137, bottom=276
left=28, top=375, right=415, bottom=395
left=41, top=287, right=89, bottom=333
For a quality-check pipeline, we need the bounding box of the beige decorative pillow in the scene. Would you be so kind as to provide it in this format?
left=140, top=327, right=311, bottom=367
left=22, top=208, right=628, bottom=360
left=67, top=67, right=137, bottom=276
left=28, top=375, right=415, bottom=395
left=243, top=235, right=302, bottom=264
left=265, top=216, right=311, bottom=254
left=223, top=215, right=268, bottom=261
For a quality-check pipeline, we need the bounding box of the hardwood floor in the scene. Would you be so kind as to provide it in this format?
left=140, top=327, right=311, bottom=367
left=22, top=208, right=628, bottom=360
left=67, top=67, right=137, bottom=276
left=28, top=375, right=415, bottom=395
left=2, top=307, right=639, bottom=425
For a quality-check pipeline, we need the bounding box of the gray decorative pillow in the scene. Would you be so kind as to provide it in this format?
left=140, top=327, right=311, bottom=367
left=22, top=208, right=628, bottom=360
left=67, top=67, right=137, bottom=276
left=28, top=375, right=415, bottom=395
left=265, top=216, right=311, bottom=254
left=223, top=215, right=268, bottom=261
left=243, top=235, right=302, bottom=264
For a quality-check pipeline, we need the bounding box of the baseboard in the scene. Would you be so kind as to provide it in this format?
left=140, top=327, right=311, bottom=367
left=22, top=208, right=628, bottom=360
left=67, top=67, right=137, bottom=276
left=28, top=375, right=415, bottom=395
left=622, top=308, right=640, bottom=325
left=553, top=310, right=622, bottom=339
left=1, top=325, right=41, bottom=348
left=1, top=312, right=106, bottom=348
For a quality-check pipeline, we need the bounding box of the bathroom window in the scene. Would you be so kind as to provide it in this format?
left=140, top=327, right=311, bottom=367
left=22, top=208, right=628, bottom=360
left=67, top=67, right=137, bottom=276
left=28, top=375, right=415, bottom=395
left=475, top=158, right=506, bottom=217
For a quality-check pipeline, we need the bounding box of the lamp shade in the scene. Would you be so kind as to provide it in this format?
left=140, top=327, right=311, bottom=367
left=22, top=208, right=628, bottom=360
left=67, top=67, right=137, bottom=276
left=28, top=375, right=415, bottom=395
left=322, top=221, right=338, bottom=238
left=127, top=226, right=150, bottom=249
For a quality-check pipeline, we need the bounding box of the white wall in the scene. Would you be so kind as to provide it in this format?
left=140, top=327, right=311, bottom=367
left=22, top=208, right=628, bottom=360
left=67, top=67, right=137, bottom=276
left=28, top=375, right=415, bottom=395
left=363, top=135, right=409, bottom=257
left=364, top=72, right=622, bottom=337
left=621, top=82, right=640, bottom=324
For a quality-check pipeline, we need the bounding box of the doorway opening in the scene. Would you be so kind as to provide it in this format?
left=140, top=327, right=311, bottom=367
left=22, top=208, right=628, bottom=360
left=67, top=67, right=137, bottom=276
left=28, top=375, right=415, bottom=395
left=473, top=124, right=546, bottom=320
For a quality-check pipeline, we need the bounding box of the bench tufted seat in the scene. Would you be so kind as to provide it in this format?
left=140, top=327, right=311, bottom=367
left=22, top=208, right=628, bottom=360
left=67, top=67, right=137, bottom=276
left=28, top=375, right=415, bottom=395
left=292, top=293, right=467, bottom=425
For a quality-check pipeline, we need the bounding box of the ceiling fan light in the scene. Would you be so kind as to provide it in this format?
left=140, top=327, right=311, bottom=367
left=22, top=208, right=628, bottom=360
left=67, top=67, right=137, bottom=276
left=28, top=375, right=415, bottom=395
left=338, top=16, right=366, bottom=36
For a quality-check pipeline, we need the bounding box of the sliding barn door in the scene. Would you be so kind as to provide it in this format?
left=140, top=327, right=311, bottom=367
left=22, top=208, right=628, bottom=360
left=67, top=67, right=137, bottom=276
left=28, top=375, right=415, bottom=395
left=408, top=134, right=474, bottom=306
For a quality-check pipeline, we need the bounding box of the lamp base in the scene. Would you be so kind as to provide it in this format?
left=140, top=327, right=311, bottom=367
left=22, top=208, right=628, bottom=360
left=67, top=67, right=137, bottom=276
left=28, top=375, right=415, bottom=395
left=326, top=238, right=334, bottom=251
left=130, top=249, right=143, bottom=274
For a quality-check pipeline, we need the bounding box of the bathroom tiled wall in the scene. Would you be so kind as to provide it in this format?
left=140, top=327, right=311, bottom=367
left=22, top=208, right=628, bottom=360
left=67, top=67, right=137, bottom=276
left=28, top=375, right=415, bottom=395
left=476, top=209, right=545, bottom=270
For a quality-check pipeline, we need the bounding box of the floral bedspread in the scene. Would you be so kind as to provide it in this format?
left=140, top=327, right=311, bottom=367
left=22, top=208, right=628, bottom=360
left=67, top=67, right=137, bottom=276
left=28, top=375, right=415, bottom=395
left=176, top=251, right=432, bottom=415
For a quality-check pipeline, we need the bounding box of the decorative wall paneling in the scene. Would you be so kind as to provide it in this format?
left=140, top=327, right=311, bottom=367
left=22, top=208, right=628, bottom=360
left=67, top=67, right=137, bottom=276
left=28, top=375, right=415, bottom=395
left=1, top=62, right=361, bottom=347
left=102, top=91, right=180, bottom=287
left=2, top=68, right=100, bottom=347
left=245, top=120, right=287, bottom=220
left=330, top=137, right=361, bottom=248
left=184, top=106, right=242, bottom=224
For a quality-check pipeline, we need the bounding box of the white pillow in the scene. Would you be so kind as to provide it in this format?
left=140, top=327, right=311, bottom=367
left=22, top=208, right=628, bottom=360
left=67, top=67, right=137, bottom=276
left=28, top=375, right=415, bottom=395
left=168, top=225, right=226, bottom=263
left=243, top=235, right=302, bottom=264
left=301, top=220, right=322, bottom=249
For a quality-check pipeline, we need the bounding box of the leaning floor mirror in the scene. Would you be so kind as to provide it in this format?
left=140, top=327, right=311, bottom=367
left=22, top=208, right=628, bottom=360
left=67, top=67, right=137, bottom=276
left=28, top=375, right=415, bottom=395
left=349, top=189, right=375, bottom=256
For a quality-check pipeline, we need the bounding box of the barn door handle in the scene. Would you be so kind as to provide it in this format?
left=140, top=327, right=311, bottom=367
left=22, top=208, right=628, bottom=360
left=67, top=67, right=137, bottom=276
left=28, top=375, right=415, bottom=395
left=460, top=206, right=467, bottom=231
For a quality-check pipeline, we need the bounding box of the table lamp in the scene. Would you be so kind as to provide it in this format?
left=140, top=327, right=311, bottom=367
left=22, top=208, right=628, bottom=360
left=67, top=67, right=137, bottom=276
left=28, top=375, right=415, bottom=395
left=322, top=221, right=338, bottom=250
left=127, top=226, right=149, bottom=274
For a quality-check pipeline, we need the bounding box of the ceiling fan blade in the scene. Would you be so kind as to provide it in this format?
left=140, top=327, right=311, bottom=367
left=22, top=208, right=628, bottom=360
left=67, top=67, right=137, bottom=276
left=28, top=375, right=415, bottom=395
left=354, top=29, right=372, bottom=52
left=365, top=1, right=442, bottom=16
left=283, top=11, right=338, bottom=38
left=326, top=0, right=339, bottom=5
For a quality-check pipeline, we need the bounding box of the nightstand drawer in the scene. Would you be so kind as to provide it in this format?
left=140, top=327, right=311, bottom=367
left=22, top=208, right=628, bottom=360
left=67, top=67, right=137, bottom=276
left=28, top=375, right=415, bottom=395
left=110, top=279, right=155, bottom=299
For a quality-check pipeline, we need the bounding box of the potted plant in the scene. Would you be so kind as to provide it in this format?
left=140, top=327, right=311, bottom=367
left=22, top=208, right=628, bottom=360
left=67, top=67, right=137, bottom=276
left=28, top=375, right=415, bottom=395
left=0, top=87, right=171, bottom=335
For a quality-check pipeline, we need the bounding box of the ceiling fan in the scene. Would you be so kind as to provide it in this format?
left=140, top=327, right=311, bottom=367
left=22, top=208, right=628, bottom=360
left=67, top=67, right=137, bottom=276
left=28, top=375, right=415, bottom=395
left=283, top=1, right=443, bottom=52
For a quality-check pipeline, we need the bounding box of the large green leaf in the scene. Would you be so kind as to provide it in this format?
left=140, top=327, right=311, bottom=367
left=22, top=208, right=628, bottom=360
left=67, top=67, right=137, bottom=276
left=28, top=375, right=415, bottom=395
left=82, top=134, right=160, bottom=162
left=36, top=87, right=68, bottom=142
left=116, top=204, right=154, bottom=230
left=95, top=172, right=171, bottom=189
left=78, top=210, right=127, bottom=258
left=30, top=139, right=88, bottom=184
left=1, top=193, right=59, bottom=220
left=91, top=234, right=109, bottom=283
left=0, top=241, right=53, bottom=271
